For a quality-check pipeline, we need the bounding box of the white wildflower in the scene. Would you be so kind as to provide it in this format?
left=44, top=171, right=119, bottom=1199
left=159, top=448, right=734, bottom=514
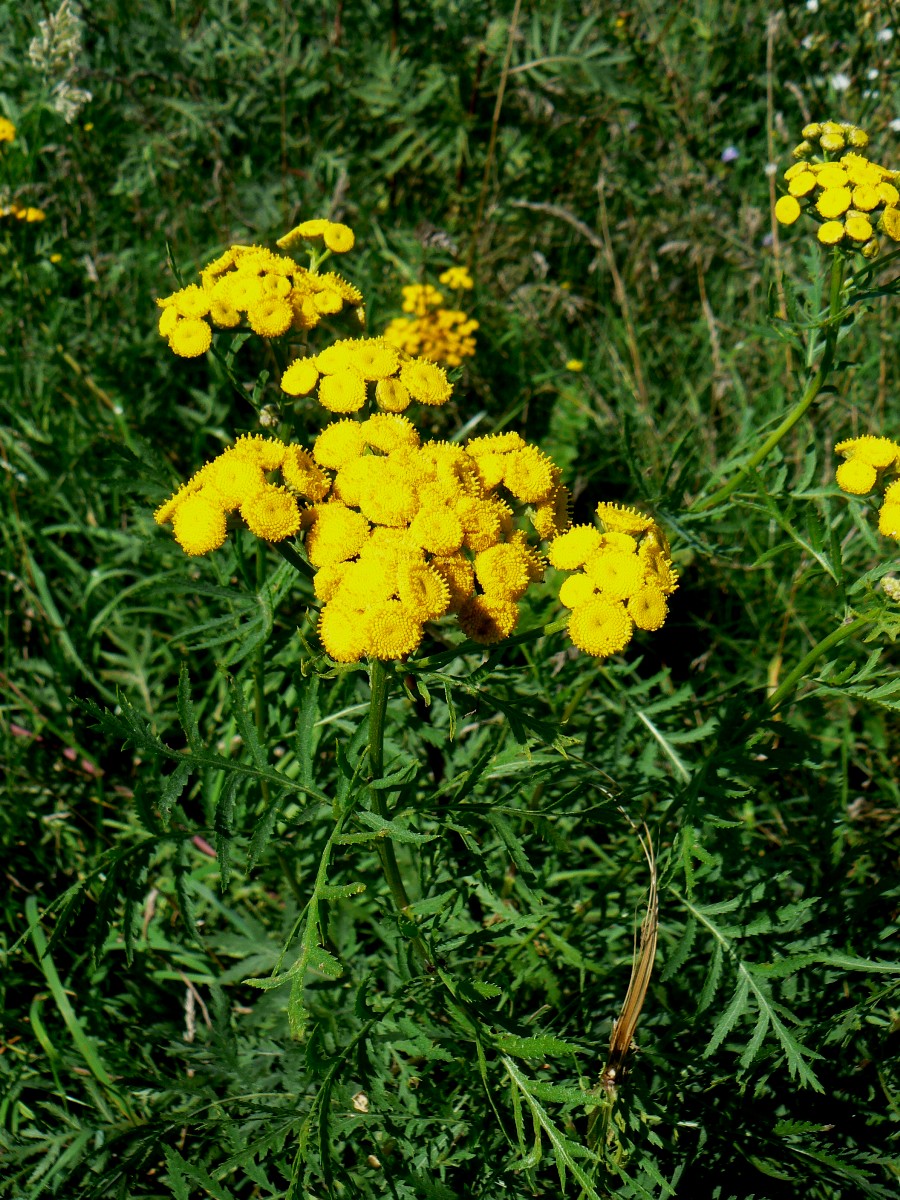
left=829, top=72, right=851, bottom=92
left=28, top=2, right=92, bottom=124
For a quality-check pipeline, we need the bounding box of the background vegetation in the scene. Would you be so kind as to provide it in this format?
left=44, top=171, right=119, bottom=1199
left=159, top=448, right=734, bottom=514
left=1, top=1, right=898, bottom=1196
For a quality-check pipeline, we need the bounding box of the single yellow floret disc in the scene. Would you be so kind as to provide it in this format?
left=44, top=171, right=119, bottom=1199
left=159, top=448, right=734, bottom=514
left=430, top=555, right=475, bottom=610
left=787, top=172, right=816, bottom=198
left=878, top=182, right=900, bottom=207
left=241, top=487, right=302, bottom=541
left=169, top=317, right=212, bottom=358
left=851, top=184, right=880, bottom=212
left=305, top=503, right=370, bottom=567
left=877, top=503, right=900, bottom=540
left=408, top=506, right=465, bottom=555
left=880, top=207, right=900, bottom=241
left=558, top=573, right=597, bottom=609
left=457, top=595, right=519, bottom=644
left=815, top=164, right=849, bottom=189
left=281, top=359, right=320, bottom=396
left=816, top=187, right=852, bottom=219
left=817, top=221, right=845, bottom=245
left=314, top=420, right=366, bottom=469
left=503, top=447, right=554, bottom=503
left=318, top=602, right=367, bottom=663
left=474, top=543, right=531, bottom=600
left=585, top=549, right=645, bottom=599
left=774, top=195, right=801, bottom=225
left=844, top=215, right=873, bottom=242
left=835, top=459, right=877, bottom=495
left=172, top=493, right=227, bottom=556
left=204, top=453, right=268, bottom=510
left=248, top=298, right=293, bottom=338
left=547, top=525, right=603, bottom=571
left=233, top=434, right=287, bottom=471
left=375, top=378, right=412, bottom=412
left=398, top=562, right=450, bottom=621
left=172, top=285, right=211, bottom=319
left=594, top=501, right=654, bottom=535
left=323, top=222, right=355, bottom=253
left=835, top=435, right=900, bottom=469
left=366, top=600, right=423, bottom=659
left=819, top=132, right=845, bottom=152
left=318, top=368, right=367, bottom=413
left=627, top=585, right=668, bottom=632
left=399, top=359, right=453, bottom=406
left=568, top=597, right=633, bottom=658
left=282, top=446, right=331, bottom=501
left=158, top=306, right=180, bottom=338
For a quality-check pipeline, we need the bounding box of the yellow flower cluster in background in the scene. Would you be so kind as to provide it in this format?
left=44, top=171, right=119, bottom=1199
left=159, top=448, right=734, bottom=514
left=834, top=434, right=900, bottom=541
left=0, top=200, right=46, bottom=222
left=0, top=117, right=15, bottom=143
left=155, top=421, right=573, bottom=662
left=383, top=276, right=478, bottom=367
left=156, top=241, right=363, bottom=358
left=280, top=337, right=452, bottom=414
left=548, top=504, right=678, bottom=658
left=775, top=120, right=900, bottom=256
left=276, top=218, right=355, bottom=255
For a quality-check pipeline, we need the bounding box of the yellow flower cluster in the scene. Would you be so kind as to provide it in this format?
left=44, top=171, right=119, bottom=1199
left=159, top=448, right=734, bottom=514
left=834, top=434, right=900, bottom=541
left=0, top=117, right=15, bottom=144
left=0, top=201, right=46, bottom=222
left=156, top=240, right=363, bottom=358
left=153, top=434, right=330, bottom=556
left=548, top=503, right=678, bottom=658
left=775, top=121, right=900, bottom=256
left=155, top=419, right=572, bottom=662
left=281, top=337, right=453, bottom=414
left=276, top=218, right=355, bottom=255
left=438, top=266, right=474, bottom=290
left=383, top=281, right=478, bottom=368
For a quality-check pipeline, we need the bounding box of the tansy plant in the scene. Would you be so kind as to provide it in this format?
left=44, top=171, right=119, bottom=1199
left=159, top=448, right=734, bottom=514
left=382, top=268, right=479, bottom=367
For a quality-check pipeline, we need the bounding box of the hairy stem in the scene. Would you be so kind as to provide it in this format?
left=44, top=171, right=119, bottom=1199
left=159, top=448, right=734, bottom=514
left=767, top=613, right=871, bottom=712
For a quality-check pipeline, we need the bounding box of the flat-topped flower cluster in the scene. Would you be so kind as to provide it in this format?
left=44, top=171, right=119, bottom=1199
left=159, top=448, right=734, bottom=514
left=384, top=272, right=478, bottom=367
left=152, top=218, right=679, bottom=663
left=775, top=120, right=900, bottom=254
left=834, top=434, right=900, bottom=541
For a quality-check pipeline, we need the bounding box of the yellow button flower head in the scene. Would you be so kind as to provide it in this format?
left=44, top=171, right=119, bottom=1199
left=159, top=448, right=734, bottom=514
left=409, top=506, right=466, bottom=555
left=816, top=188, right=852, bottom=219
left=318, top=601, right=368, bottom=663
left=878, top=503, right=900, bottom=540
left=815, top=164, right=849, bottom=189
left=774, top=196, right=801, bottom=225
left=467, top=432, right=526, bottom=456
left=204, top=453, right=268, bottom=510
left=503, top=446, right=554, bottom=504
left=285, top=355, right=324, bottom=393
left=154, top=478, right=202, bottom=526
left=817, top=221, right=845, bottom=245
left=431, top=554, right=475, bottom=610
left=323, top=222, right=355, bottom=253
left=248, top=297, right=293, bottom=337
left=568, top=597, right=633, bottom=658
left=595, top=501, right=654, bottom=535
left=878, top=182, right=900, bottom=206
left=201, top=248, right=236, bottom=279
left=318, top=368, right=367, bottom=413
left=172, top=493, right=228, bottom=556
left=261, top=274, right=292, bottom=299
left=313, top=560, right=352, bottom=602
left=458, top=595, right=519, bottom=644
left=547, top=525, right=603, bottom=571
left=375, top=378, right=412, bottom=412
left=169, top=317, right=212, bottom=358
left=836, top=459, right=877, bottom=495
left=158, top=306, right=180, bottom=338
left=304, top=503, right=370, bottom=567
left=165, top=285, right=211, bottom=319
left=844, top=214, right=873, bottom=242
left=241, top=486, right=302, bottom=541
left=313, top=420, right=366, bottom=469
left=282, top=446, right=331, bottom=501
left=627, top=585, right=668, bottom=631
left=233, top=433, right=287, bottom=471
left=852, top=184, right=881, bottom=212
left=319, top=271, right=363, bottom=305
left=558, top=573, right=597, bottom=609
left=787, top=172, right=816, bottom=198
left=585, top=549, right=645, bottom=600
left=398, top=561, right=450, bottom=621
left=455, top=496, right=502, bottom=552
left=639, top=538, right=679, bottom=595
left=474, top=543, right=531, bottom=600
left=358, top=463, right=419, bottom=527
left=0, top=117, right=15, bottom=143
left=365, top=600, right=422, bottom=659
left=209, top=296, right=241, bottom=328
left=532, top=485, right=572, bottom=540
left=312, top=289, right=343, bottom=315
left=565, top=359, right=585, bottom=371
left=349, top=340, right=399, bottom=381
left=399, top=359, right=453, bottom=406
left=361, top=413, right=420, bottom=453
left=880, top=208, right=900, bottom=241
left=835, top=435, right=900, bottom=469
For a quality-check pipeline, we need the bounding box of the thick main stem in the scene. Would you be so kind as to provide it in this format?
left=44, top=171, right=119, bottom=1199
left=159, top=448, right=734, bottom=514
left=694, top=252, right=844, bottom=513
left=367, top=662, right=428, bottom=964
left=766, top=614, right=871, bottom=712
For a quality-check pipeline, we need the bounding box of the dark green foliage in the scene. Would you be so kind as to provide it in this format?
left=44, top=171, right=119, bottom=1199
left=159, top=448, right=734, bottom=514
left=2, top=2, right=899, bottom=1198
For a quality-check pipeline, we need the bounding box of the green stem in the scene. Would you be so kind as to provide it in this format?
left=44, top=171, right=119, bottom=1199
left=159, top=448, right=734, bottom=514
left=367, top=660, right=430, bottom=966
left=694, top=251, right=844, bottom=513
left=767, top=614, right=871, bottom=712
left=273, top=538, right=316, bottom=579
